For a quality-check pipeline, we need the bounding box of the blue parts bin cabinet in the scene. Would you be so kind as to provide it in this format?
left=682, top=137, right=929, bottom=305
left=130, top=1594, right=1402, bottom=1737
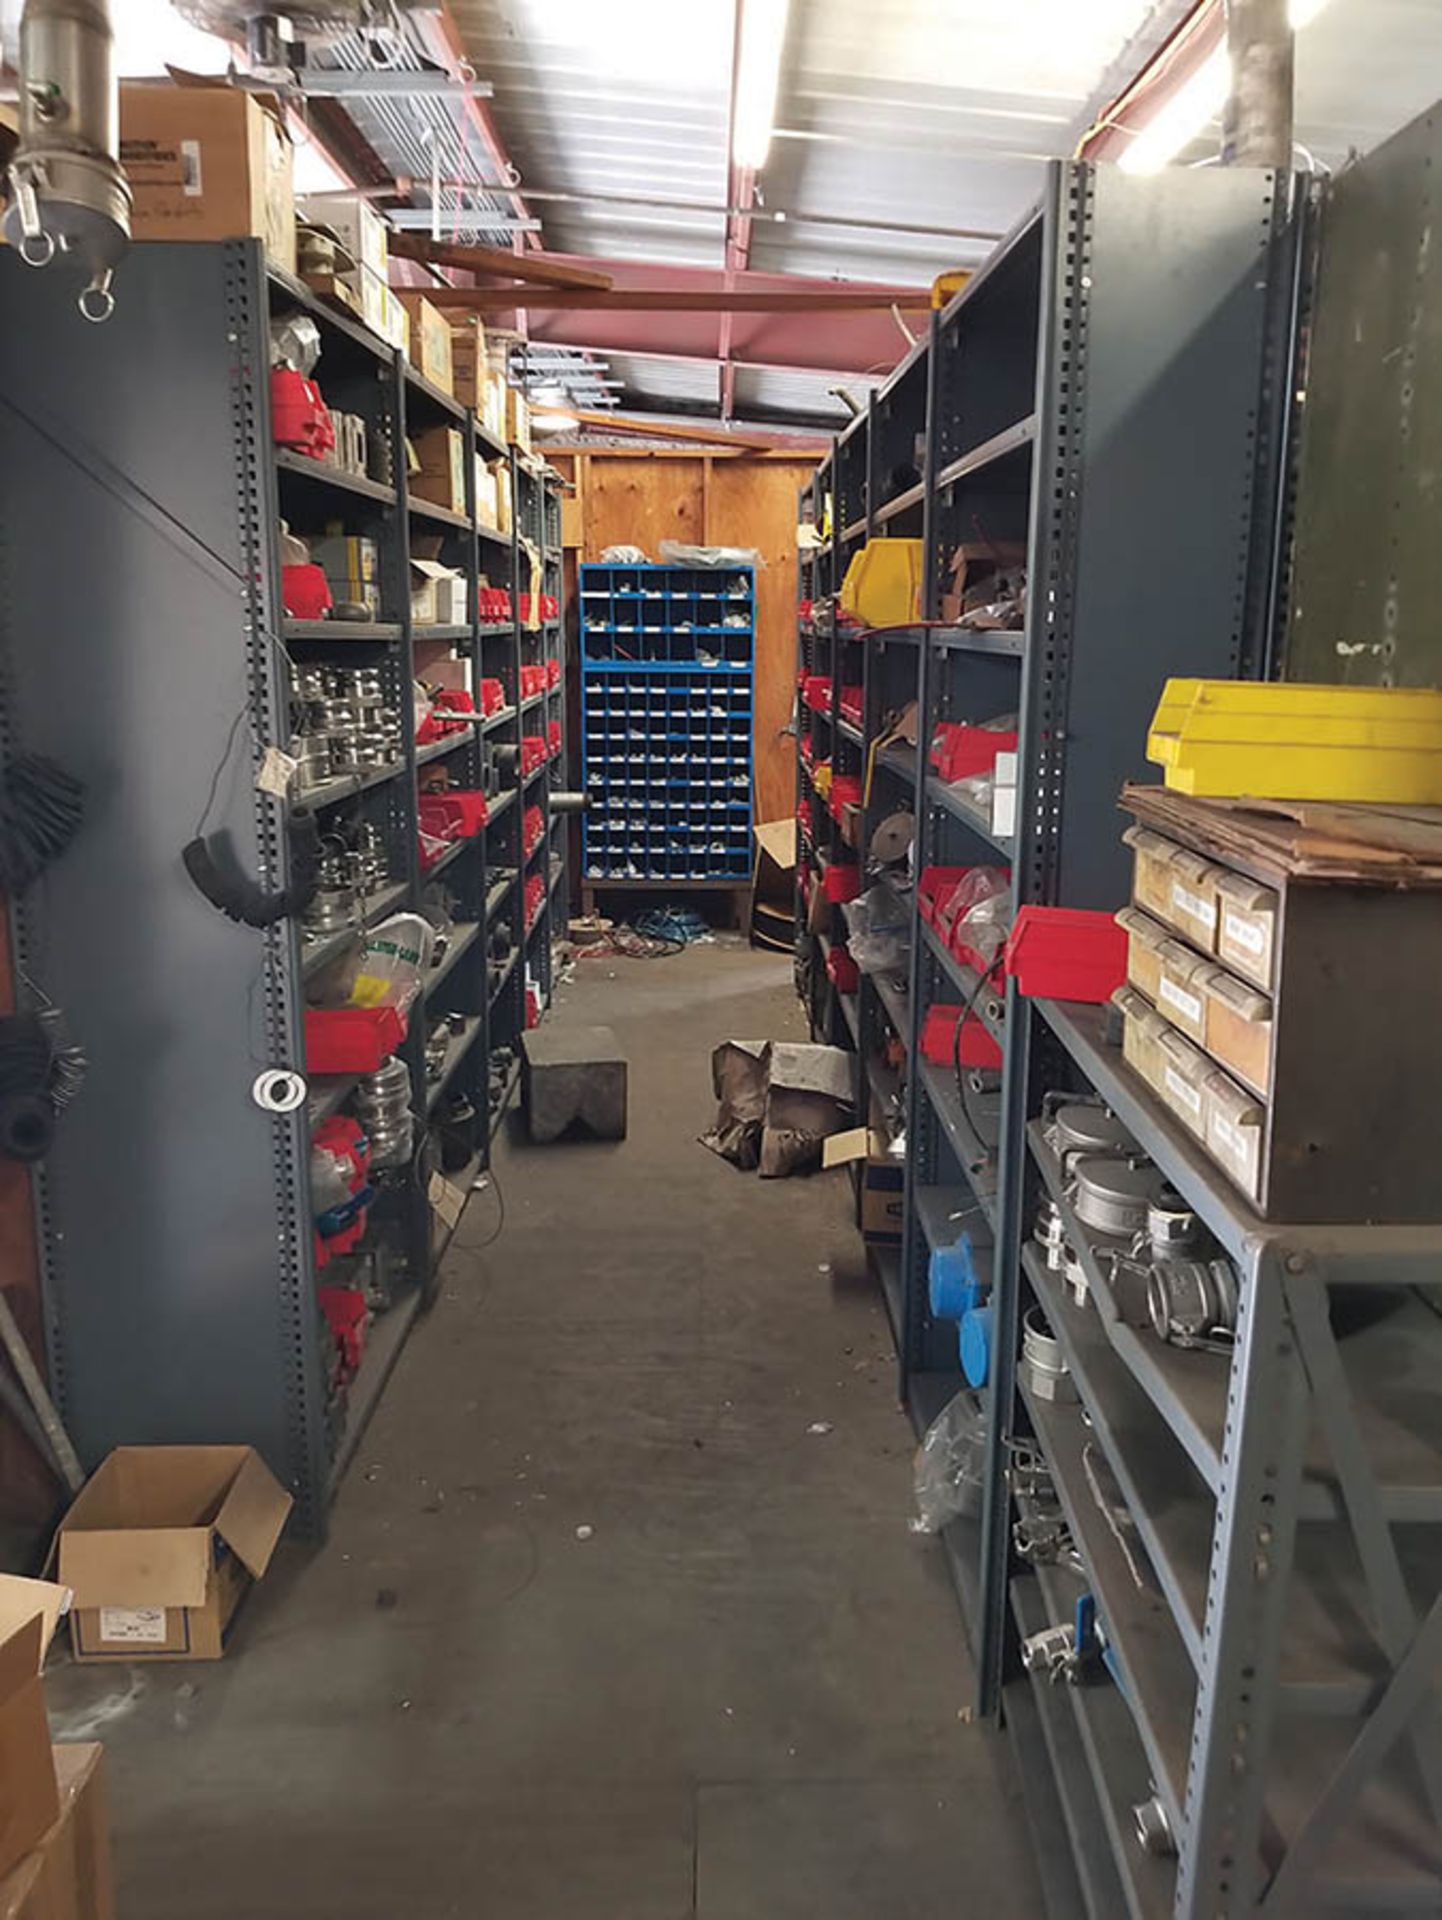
left=579, top=562, right=754, bottom=887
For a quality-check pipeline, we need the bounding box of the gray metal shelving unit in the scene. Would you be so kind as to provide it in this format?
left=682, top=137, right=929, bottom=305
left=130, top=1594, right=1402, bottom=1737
left=0, top=239, right=566, bottom=1536
left=790, top=163, right=1442, bottom=1915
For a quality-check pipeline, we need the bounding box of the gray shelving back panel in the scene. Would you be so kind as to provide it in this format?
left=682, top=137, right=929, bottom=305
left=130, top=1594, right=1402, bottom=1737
left=1046, top=164, right=1295, bottom=908
left=0, top=245, right=320, bottom=1512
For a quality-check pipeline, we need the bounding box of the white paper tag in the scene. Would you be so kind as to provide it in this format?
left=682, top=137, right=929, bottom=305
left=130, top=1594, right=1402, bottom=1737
left=98, top=1605, right=168, bottom=1645
left=1223, top=911, right=1266, bottom=956
left=180, top=138, right=203, bottom=197
left=428, top=1171, right=467, bottom=1232
left=1159, top=976, right=1203, bottom=1027
left=1164, top=1066, right=1202, bottom=1116
left=1171, top=882, right=1217, bottom=932
left=256, top=745, right=297, bottom=799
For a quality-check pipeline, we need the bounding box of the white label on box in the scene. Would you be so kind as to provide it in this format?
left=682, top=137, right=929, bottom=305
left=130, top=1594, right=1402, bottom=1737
left=98, top=1605, right=168, bottom=1644
left=1212, top=1112, right=1250, bottom=1168
left=1158, top=976, right=1203, bottom=1026
left=1223, top=911, right=1266, bottom=956
left=180, top=139, right=203, bottom=197
left=1171, top=882, right=1217, bottom=932
left=1164, top=1066, right=1203, bottom=1116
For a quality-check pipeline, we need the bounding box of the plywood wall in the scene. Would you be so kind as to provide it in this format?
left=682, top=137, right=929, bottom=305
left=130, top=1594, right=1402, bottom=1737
left=554, top=451, right=814, bottom=827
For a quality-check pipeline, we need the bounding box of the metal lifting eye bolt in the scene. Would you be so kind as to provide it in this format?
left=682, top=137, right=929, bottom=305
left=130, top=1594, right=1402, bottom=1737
left=3, top=0, right=132, bottom=318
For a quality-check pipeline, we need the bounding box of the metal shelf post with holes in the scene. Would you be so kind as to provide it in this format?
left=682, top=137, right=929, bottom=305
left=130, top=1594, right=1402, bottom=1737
left=793, top=163, right=1371, bottom=1918
left=0, top=237, right=562, bottom=1536
left=580, top=559, right=755, bottom=918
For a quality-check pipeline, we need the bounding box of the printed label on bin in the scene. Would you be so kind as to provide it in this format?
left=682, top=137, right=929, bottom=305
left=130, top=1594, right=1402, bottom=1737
left=1158, top=976, right=1203, bottom=1027
left=98, top=1606, right=169, bottom=1644
left=1212, top=1113, right=1251, bottom=1168
left=1171, top=882, right=1217, bottom=931
left=1223, top=912, right=1266, bottom=956
left=1164, top=1066, right=1202, bottom=1116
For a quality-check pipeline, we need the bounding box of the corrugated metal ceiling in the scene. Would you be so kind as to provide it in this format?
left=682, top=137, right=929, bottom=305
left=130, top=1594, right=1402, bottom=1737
left=113, top=0, right=1442, bottom=428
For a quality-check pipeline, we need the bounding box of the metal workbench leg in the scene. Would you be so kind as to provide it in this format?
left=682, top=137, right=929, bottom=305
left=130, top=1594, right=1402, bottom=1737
left=1177, top=1244, right=1309, bottom=1917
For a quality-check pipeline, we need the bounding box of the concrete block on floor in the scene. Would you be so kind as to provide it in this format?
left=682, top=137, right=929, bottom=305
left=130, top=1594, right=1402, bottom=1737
left=522, top=1023, right=628, bottom=1142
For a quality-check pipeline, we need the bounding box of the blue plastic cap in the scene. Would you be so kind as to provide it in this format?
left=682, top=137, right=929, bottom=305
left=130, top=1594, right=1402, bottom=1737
left=928, top=1233, right=982, bottom=1320
left=959, top=1303, right=994, bottom=1388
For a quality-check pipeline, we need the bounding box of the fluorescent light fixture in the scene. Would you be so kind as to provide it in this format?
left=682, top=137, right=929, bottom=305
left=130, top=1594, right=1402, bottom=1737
left=732, top=0, right=791, bottom=171
left=1119, top=0, right=1331, bottom=175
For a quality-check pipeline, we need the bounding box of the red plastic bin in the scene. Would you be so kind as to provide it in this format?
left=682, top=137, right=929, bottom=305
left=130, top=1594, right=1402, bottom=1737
left=822, top=862, right=861, bottom=904
left=828, top=774, right=863, bottom=821
left=919, top=1004, right=1003, bottom=1070
left=826, top=944, right=860, bottom=994
left=1003, top=906, right=1127, bottom=1003
left=305, top=1006, right=407, bottom=1075
left=929, top=721, right=1018, bottom=784
left=917, top=865, right=974, bottom=929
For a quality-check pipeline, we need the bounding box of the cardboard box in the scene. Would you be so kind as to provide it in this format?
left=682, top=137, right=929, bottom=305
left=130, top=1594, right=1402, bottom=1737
left=506, top=386, right=532, bottom=454
left=411, top=558, right=466, bottom=628
left=481, top=370, right=508, bottom=445
left=448, top=315, right=488, bottom=408
left=396, top=293, right=453, bottom=392
left=823, top=1112, right=904, bottom=1243
left=410, top=426, right=466, bottom=515
left=120, top=84, right=295, bottom=272
left=0, top=1745, right=114, bottom=1920
left=0, top=1613, right=57, bottom=1884
left=474, top=460, right=498, bottom=531
left=300, top=191, right=388, bottom=278
left=491, top=460, right=512, bottom=536
left=55, top=1446, right=291, bottom=1663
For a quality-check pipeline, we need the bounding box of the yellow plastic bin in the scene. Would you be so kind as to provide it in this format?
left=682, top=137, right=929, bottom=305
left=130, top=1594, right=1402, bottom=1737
left=839, top=539, right=923, bottom=629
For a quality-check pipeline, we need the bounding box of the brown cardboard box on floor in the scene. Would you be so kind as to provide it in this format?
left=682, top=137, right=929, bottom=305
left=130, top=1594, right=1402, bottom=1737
left=0, top=1745, right=114, bottom=1920
left=120, top=83, right=296, bottom=272
left=55, top=1446, right=291, bottom=1663
left=0, top=1577, right=72, bottom=1886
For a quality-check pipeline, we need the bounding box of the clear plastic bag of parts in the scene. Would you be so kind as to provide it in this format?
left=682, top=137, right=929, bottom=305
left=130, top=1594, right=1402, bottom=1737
left=941, top=864, right=1012, bottom=970
left=910, top=1388, right=987, bottom=1533
left=347, top=913, right=435, bottom=1012
left=840, top=885, right=910, bottom=975
left=658, top=540, right=762, bottom=570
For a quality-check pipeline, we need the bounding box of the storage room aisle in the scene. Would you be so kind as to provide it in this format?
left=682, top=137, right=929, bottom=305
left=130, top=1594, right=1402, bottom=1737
left=45, top=942, right=1043, bottom=1920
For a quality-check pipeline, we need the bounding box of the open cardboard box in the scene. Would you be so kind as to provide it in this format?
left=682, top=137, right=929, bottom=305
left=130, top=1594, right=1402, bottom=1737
left=823, top=1102, right=905, bottom=1242
left=53, top=1446, right=291, bottom=1664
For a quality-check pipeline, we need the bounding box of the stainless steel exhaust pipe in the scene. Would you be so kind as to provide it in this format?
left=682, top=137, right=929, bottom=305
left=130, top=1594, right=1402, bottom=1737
left=3, top=0, right=131, bottom=319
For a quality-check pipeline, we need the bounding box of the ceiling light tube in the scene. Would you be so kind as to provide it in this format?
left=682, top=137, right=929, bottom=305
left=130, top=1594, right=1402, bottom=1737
left=1119, top=0, right=1331, bottom=175
left=731, top=0, right=791, bottom=171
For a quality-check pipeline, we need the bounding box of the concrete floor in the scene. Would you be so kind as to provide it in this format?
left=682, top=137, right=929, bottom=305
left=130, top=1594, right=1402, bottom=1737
left=48, top=942, right=1043, bottom=1919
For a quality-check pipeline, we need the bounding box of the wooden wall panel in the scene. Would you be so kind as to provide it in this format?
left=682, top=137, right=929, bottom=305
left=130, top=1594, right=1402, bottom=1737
left=562, top=450, right=811, bottom=835
left=580, top=456, right=707, bottom=560
left=705, top=459, right=813, bottom=825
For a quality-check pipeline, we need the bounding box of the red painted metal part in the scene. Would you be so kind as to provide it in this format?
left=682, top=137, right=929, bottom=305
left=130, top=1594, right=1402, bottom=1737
left=512, top=254, right=920, bottom=380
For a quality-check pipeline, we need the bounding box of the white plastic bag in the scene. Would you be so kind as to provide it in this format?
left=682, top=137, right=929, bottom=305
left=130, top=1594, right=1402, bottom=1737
left=841, top=885, right=910, bottom=976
